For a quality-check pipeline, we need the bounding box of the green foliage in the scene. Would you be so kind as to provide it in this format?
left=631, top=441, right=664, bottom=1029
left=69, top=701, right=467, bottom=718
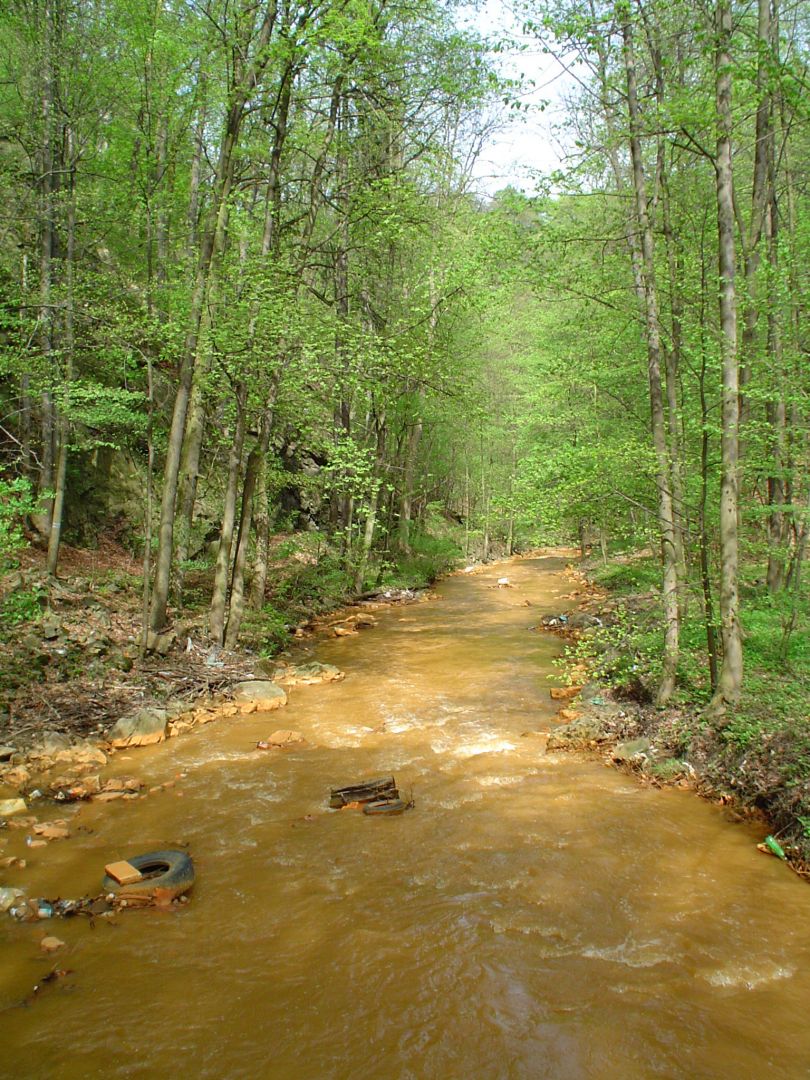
left=0, top=477, right=37, bottom=563
left=0, top=586, right=44, bottom=636
left=590, top=557, right=662, bottom=595
left=380, top=531, right=462, bottom=590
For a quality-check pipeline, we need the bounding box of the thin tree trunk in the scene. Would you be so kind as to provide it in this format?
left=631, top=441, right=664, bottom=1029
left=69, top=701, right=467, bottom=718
left=224, top=442, right=263, bottom=648
left=209, top=384, right=247, bottom=643
left=34, top=0, right=55, bottom=539
left=46, top=126, right=76, bottom=578
left=140, top=349, right=155, bottom=660
left=623, top=12, right=680, bottom=705
left=710, top=0, right=743, bottom=712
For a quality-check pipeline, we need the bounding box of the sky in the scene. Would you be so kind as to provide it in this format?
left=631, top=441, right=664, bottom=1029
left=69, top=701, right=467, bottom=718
left=457, top=0, right=581, bottom=197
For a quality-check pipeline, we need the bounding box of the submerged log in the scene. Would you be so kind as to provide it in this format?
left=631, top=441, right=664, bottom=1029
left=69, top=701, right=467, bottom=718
left=329, top=776, right=398, bottom=809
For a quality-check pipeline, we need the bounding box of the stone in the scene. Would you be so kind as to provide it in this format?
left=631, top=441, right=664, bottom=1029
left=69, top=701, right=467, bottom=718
left=568, top=612, right=603, bottom=630
left=168, top=719, right=194, bottom=737
left=557, top=708, right=582, bottom=723
left=611, top=738, right=652, bottom=763
left=550, top=686, right=582, bottom=701
left=145, top=629, right=177, bottom=656
left=232, top=681, right=288, bottom=710
left=41, top=614, right=62, bottom=640
left=0, top=746, right=16, bottom=762
left=40, top=936, right=65, bottom=952
left=0, top=798, right=27, bottom=818
left=0, top=887, right=25, bottom=912
left=101, top=776, right=141, bottom=793
left=108, top=708, right=169, bottom=748
left=3, top=766, right=31, bottom=788
left=332, top=626, right=357, bottom=637
left=31, top=733, right=72, bottom=756
left=261, top=729, right=305, bottom=749
left=32, top=822, right=70, bottom=840
left=54, top=743, right=108, bottom=767
left=547, top=716, right=608, bottom=751
left=273, top=662, right=344, bottom=687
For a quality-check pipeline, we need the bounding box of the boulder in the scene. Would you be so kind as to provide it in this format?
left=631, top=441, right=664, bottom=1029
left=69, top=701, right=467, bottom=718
left=232, top=681, right=288, bottom=711
left=568, top=612, right=603, bottom=630
left=550, top=685, right=582, bottom=702
left=144, top=629, right=177, bottom=656
left=3, top=766, right=31, bottom=789
left=31, top=733, right=72, bottom=757
left=257, top=730, right=305, bottom=749
left=108, top=708, right=169, bottom=748
left=273, top=662, right=344, bottom=687
left=0, top=746, right=17, bottom=762
left=611, top=738, right=651, bottom=763
left=54, top=743, right=107, bottom=767
left=0, top=798, right=28, bottom=818
left=547, top=716, right=608, bottom=751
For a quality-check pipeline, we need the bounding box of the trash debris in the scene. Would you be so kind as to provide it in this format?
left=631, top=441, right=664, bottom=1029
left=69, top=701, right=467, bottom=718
left=540, top=614, right=569, bottom=628
left=758, top=835, right=787, bottom=861
left=497, top=577, right=512, bottom=587
left=329, top=775, right=412, bottom=815
left=329, top=775, right=399, bottom=809
left=104, top=860, right=143, bottom=885
left=101, top=849, right=195, bottom=902
left=363, top=799, right=409, bottom=816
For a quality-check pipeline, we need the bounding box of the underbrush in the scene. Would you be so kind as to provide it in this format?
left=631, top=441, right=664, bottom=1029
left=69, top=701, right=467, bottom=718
left=571, top=546, right=810, bottom=856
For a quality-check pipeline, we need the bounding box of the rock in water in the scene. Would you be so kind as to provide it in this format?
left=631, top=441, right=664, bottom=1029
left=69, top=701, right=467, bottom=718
left=108, top=708, right=169, bottom=748
left=0, top=798, right=28, bottom=818
left=273, top=662, right=344, bottom=686
left=232, top=681, right=288, bottom=712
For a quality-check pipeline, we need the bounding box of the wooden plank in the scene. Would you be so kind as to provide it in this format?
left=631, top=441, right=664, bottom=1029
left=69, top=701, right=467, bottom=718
left=329, top=776, right=398, bottom=808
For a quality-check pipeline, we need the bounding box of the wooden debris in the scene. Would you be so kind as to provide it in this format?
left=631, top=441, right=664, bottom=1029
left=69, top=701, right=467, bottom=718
left=329, top=775, right=399, bottom=809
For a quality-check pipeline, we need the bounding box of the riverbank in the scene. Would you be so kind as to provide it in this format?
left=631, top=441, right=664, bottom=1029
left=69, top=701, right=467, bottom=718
left=0, top=530, right=456, bottom=755
left=546, top=551, right=810, bottom=878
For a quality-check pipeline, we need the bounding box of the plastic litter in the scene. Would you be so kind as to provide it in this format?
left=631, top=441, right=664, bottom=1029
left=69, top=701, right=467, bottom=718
left=761, top=835, right=787, bottom=860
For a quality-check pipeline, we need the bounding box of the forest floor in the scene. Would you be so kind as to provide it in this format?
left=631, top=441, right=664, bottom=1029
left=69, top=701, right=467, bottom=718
left=548, top=548, right=810, bottom=875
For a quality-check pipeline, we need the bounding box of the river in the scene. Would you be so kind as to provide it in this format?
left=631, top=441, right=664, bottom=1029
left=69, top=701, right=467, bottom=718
left=2, top=555, right=809, bottom=1078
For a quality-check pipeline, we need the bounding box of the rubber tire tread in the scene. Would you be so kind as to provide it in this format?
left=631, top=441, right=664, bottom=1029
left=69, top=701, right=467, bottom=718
left=102, top=849, right=195, bottom=898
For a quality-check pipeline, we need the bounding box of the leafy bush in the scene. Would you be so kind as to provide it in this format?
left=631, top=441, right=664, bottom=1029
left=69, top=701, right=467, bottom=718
left=0, top=477, right=37, bottom=565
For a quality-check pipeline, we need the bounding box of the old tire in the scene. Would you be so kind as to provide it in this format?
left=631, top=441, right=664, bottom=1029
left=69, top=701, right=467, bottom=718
left=102, top=850, right=195, bottom=900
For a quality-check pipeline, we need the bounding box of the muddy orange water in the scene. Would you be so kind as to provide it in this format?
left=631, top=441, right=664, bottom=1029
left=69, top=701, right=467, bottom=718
left=2, top=556, right=809, bottom=1078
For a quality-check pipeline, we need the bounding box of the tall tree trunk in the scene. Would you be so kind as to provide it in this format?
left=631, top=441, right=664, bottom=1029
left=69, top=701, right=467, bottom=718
left=623, top=12, right=680, bottom=705
left=710, top=0, right=743, bottom=713
left=209, top=384, right=247, bottom=642
left=46, top=127, right=76, bottom=577
left=33, top=0, right=56, bottom=539
left=397, top=392, right=424, bottom=553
